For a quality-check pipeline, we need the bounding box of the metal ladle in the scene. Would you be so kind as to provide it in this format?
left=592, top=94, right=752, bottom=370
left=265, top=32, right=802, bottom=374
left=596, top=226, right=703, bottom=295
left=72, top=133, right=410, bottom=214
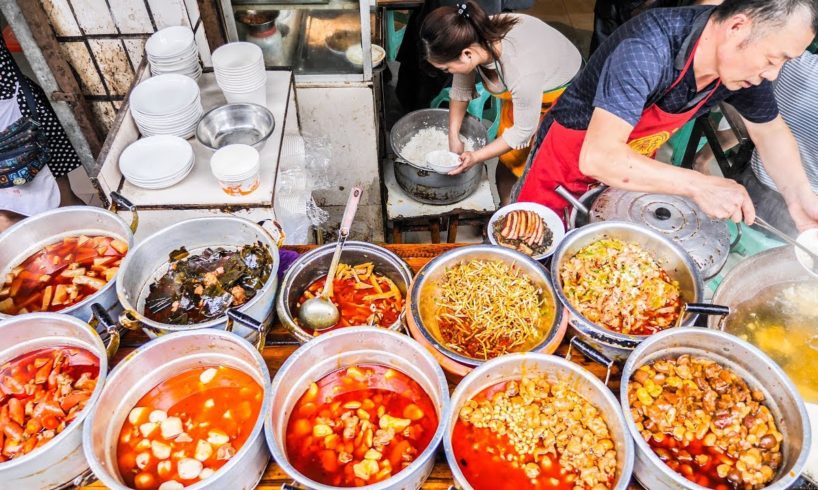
left=298, top=186, right=362, bottom=331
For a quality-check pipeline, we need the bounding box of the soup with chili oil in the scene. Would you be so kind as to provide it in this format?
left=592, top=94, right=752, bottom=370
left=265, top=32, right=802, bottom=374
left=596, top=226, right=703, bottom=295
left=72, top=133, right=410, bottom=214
left=0, top=234, right=127, bottom=315
left=0, top=346, right=100, bottom=461
left=116, top=366, right=263, bottom=489
left=452, top=375, right=617, bottom=490
left=285, top=364, right=437, bottom=486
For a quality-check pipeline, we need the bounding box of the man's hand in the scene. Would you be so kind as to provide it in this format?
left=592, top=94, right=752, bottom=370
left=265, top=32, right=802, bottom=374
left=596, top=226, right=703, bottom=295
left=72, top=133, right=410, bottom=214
left=786, top=188, right=818, bottom=232
left=688, top=175, right=756, bottom=224
left=448, top=151, right=479, bottom=175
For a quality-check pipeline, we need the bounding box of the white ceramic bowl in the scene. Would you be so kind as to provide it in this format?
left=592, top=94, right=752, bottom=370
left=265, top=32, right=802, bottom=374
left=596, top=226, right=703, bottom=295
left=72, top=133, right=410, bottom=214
left=345, top=43, right=385, bottom=67
left=145, top=26, right=194, bottom=58
left=129, top=74, right=200, bottom=116
left=425, top=150, right=460, bottom=173
left=119, top=135, right=193, bottom=184
left=487, top=202, right=566, bottom=260
left=212, top=42, right=263, bottom=70
left=795, top=228, right=818, bottom=277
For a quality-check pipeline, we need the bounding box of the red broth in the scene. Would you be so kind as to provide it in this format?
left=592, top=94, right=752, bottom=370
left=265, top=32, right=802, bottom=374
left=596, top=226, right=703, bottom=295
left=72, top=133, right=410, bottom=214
left=0, top=235, right=127, bottom=315
left=648, top=435, right=737, bottom=490
left=117, top=366, right=262, bottom=489
left=0, top=346, right=100, bottom=461
left=285, top=364, right=437, bottom=487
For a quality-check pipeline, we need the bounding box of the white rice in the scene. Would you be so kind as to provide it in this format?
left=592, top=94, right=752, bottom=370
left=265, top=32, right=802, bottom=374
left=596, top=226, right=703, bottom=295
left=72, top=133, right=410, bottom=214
left=399, top=127, right=476, bottom=167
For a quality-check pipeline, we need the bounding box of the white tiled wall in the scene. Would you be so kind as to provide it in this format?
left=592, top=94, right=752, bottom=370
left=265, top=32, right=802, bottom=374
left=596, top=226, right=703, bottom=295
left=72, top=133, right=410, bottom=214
left=39, top=0, right=213, bottom=132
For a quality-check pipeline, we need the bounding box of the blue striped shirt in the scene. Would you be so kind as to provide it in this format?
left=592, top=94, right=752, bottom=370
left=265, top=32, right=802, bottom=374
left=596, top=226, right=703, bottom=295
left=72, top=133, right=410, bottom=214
left=751, top=53, right=818, bottom=193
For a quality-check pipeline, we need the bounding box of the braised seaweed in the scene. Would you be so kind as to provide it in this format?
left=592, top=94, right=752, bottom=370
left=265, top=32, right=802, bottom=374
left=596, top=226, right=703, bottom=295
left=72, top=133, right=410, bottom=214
left=143, top=242, right=273, bottom=325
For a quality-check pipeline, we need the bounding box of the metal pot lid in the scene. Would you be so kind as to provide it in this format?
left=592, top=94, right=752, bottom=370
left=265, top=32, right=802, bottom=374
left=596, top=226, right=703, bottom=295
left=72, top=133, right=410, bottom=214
left=588, top=188, right=731, bottom=278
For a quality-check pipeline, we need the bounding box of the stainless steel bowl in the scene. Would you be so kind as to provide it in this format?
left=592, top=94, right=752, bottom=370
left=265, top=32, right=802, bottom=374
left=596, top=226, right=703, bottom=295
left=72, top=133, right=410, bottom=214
left=407, top=244, right=563, bottom=367
left=0, top=204, right=134, bottom=323
left=275, top=241, right=412, bottom=343
left=621, top=327, right=811, bottom=490
left=235, top=9, right=279, bottom=35
left=0, top=313, right=109, bottom=489
left=196, top=103, right=275, bottom=152
left=266, top=326, right=449, bottom=490
left=550, top=221, right=704, bottom=363
left=116, top=217, right=280, bottom=343
left=83, top=330, right=272, bottom=490
left=390, top=109, right=487, bottom=205
left=445, top=353, right=634, bottom=489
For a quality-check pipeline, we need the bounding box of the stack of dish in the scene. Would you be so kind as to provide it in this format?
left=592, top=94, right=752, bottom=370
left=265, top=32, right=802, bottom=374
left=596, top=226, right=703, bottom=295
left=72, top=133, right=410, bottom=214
left=212, top=42, right=267, bottom=106
left=119, top=135, right=194, bottom=189
left=129, top=74, right=203, bottom=138
left=145, top=26, right=201, bottom=80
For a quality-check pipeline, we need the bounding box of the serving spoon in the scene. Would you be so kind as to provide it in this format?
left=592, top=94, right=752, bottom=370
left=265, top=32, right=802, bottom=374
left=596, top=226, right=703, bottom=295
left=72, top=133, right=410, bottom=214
left=750, top=217, right=818, bottom=276
left=298, top=186, right=362, bottom=331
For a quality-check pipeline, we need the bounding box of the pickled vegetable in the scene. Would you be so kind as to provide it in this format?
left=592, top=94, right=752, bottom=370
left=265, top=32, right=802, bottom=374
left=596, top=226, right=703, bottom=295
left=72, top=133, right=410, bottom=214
left=285, top=365, right=437, bottom=487
left=0, top=346, right=100, bottom=461
left=116, top=366, right=262, bottom=489
left=0, top=235, right=127, bottom=315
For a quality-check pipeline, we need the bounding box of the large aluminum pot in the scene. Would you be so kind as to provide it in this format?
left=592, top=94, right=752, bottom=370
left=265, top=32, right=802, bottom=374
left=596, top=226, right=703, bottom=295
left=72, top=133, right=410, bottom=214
left=406, top=244, right=566, bottom=378
left=0, top=312, right=109, bottom=489
left=0, top=194, right=136, bottom=324
left=276, top=241, right=412, bottom=343
left=266, top=326, right=449, bottom=490
left=116, top=217, right=281, bottom=345
left=390, top=109, right=487, bottom=205
left=445, top=353, right=634, bottom=489
left=550, top=221, right=727, bottom=364
left=621, top=327, right=812, bottom=489
left=83, top=329, right=272, bottom=489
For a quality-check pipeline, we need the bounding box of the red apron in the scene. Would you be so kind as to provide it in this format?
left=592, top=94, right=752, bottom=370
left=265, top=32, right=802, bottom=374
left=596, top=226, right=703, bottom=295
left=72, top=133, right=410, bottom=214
left=517, top=40, right=721, bottom=215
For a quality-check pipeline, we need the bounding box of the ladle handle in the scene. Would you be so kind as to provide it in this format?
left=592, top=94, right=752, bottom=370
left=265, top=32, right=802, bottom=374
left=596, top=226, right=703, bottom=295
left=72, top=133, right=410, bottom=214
left=753, top=218, right=818, bottom=266
left=554, top=185, right=590, bottom=216
left=322, top=186, right=363, bottom=299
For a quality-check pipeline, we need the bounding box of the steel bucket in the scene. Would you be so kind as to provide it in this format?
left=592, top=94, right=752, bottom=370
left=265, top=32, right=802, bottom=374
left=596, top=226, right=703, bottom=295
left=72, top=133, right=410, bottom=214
left=83, top=329, right=272, bottom=489
left=621, top=327, right=812, bottom=489
left=266, top=326, right=449, bottom=489
left=444, top=353, right=634, bottom=489
left=390, top=109, right=487, bottom=205
left=116, top=217, right=282, bottom=348
left=0, top=312, right=111, bottom=489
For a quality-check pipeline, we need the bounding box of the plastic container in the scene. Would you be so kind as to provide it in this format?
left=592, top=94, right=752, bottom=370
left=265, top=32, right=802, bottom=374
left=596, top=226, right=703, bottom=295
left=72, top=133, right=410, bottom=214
left=210, top=144, right=261, bottom=195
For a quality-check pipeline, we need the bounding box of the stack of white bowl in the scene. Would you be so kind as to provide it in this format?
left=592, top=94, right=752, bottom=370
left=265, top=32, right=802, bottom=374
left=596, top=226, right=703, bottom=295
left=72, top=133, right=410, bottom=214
left=129, top=74, right=203, bottom=138
left=119, top=135, right=194, bottom=189
left=145, top=26, right=202, bottom=80
left=212, top=42, right=267, bottom=106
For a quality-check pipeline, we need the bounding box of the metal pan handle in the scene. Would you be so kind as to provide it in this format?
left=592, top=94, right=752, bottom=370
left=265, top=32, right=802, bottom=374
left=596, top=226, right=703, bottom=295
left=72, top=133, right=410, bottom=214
left=679, top=303, right=731, bottom=330
left=90, top=303, right=120, bottom=360
left=565, top=336, right=614, bottom=387
left=108, top=191, right=139, bottom=233
left=226, top=309, right=268, bottom=353
left=554, top=185, right=590, bottom=216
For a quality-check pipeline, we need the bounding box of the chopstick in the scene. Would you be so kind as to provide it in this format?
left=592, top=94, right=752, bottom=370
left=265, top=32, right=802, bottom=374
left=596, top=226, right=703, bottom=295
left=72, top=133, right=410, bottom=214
left=751, top=218, right=818, bottom=273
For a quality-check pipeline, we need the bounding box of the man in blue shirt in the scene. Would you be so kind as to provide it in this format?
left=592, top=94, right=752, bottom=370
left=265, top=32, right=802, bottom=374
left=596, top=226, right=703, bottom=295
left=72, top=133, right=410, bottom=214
left=510, top=0, right=818, bottom=233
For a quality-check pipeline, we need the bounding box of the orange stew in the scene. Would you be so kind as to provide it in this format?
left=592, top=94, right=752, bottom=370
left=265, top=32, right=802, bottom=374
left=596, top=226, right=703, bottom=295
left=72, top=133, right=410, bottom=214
left=0, top=235, right=128, bottom=315
left=285, top=365, right=437, bottom=487
left=117, top=366, right=262, bottom=489
left=0, top=346, right=100, bottom=461
left=296, top=263, right=402, bottom=334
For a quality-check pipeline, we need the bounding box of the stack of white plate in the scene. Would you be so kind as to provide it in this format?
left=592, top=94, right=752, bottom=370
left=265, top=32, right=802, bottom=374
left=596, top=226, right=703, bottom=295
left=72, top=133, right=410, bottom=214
left=129, top=74, right=203, bottom=138
left=212, top=42, right=267, bottom=106
left=119, top=135, right=194, bottom=189
left=145, top=26, right=202, bottom=80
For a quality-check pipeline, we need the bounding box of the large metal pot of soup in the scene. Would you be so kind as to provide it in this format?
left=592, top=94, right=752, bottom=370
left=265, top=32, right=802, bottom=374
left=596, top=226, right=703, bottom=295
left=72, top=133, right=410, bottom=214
left=390, top=109, right=486, bottom=205
left=0, top=193, right=136, bottom=324
left=709, top=245, right=818, bottom=484
left=406, top=244, right=566, bottom=379
left=116, top=217, right=281, bottom=347
left=621, top=327, right=811, bottom=490
left=83, top=330, right=272, bottom=490
left=445, top=353, right=634, bottom=490
left=0, top=312, right=111, bottom=489
left=550, top=221, right=728, bottom=364
left=266, top=327, right=449, bottom=490
left=275, top=241, right=412, bottom=343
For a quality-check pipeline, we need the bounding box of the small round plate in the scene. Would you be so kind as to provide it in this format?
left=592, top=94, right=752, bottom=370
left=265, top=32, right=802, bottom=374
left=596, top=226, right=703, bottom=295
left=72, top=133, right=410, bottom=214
left=488, top=202, right=565, bottom=260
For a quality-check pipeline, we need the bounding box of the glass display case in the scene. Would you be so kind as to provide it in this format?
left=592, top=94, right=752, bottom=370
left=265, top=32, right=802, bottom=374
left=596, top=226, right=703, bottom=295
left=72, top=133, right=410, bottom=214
left=219, top=0, right=374, bottom=83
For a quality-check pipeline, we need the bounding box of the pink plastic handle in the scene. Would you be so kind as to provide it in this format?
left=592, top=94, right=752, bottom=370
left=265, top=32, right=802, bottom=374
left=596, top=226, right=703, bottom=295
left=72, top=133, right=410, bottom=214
left=339, top=186, right=362, bottom=237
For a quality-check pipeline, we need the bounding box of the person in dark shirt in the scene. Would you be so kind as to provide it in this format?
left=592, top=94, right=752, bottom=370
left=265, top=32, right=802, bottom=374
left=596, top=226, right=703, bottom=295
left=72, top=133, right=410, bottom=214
left=508, top=0, right=818, bottom=233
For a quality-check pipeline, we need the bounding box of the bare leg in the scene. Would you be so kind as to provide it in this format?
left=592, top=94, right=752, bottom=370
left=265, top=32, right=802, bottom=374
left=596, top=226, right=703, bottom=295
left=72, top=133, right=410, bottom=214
left=57, top=175, right=84, bottom=206
left=0, top=210, right=24, bottom=232
left=495, top=162, right=518, bottom=206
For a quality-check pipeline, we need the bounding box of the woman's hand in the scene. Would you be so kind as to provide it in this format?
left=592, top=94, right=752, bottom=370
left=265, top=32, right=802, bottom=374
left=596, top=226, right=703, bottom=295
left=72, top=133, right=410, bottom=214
left=448, top=151, right=480, bottom=175
left=449, top=135, right=465, bottom=154
left=786, top=187, right=818, bottom=232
